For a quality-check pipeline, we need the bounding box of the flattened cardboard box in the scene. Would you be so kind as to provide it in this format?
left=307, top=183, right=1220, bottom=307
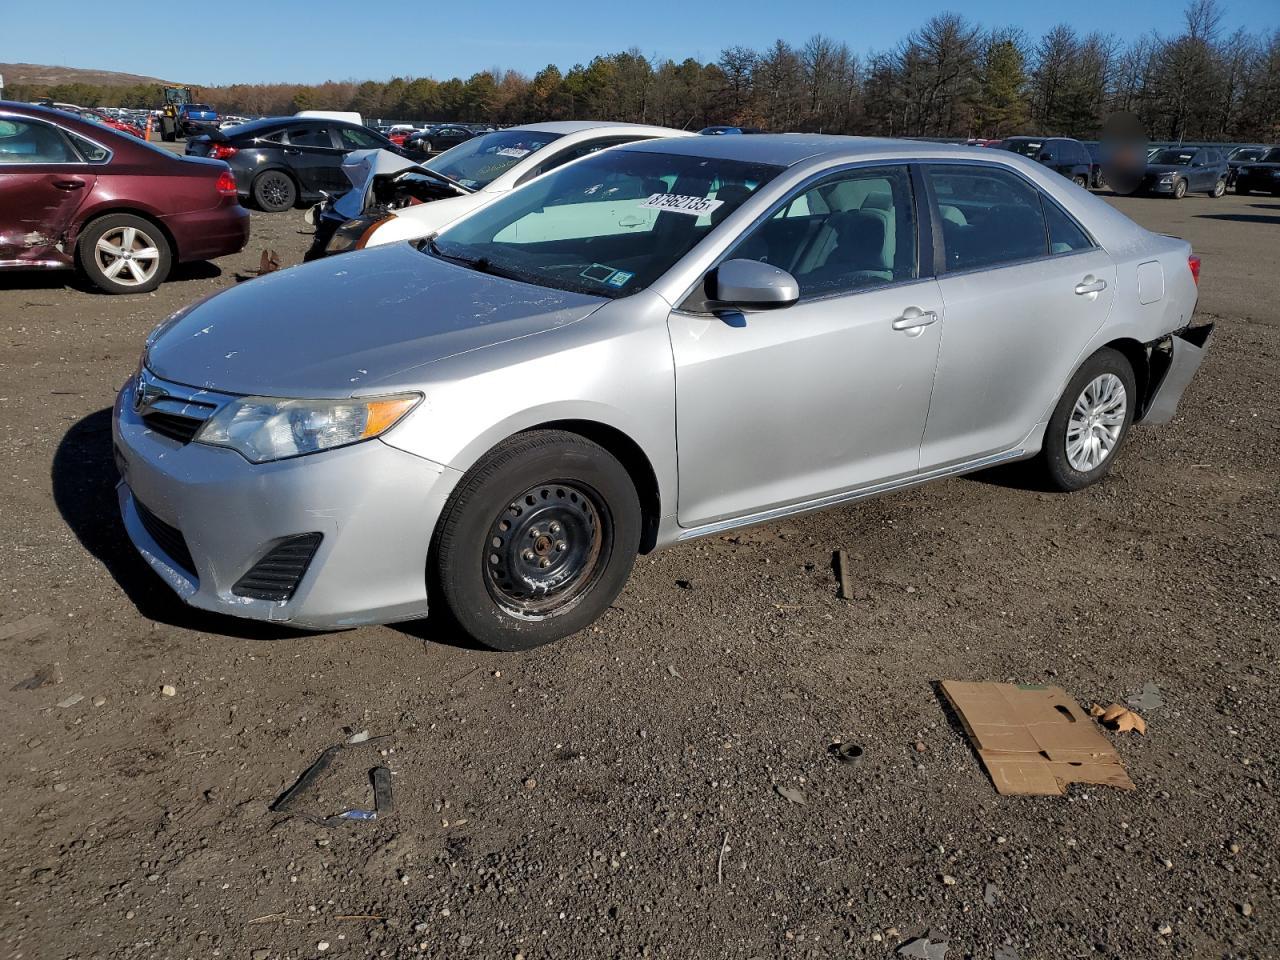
left=941, top=681, right=1136, bottom=796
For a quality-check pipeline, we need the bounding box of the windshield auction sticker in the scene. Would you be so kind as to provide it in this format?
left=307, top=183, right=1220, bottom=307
left=640, top=194, right=723, bottom=216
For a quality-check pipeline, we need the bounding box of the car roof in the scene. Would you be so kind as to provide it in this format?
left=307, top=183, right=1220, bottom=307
left=508, top=120, right=687, bottom=136
left=618, top=133, right=1028, bottom=168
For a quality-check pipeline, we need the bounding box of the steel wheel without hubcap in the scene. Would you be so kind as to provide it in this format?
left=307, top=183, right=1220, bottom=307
left=95, top=225, right=161, bottom=287
left=483, top=482, right=608, bottom=619
left=1066, top=373, right=1127, bottom=472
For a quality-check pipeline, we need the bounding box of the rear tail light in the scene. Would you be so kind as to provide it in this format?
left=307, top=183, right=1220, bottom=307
left=210, top=143, right=238, bottom=160
left=215, top=170, right=238, bottom=196
left=1188, top=254, right=1201, bottom=286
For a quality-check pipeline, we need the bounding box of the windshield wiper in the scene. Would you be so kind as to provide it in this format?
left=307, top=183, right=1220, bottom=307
left=424, top=238, right=528, bottom=283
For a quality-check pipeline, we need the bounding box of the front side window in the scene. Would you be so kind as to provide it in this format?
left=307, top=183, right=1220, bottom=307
left=1229, top=147, right=1264, bottom=162
left=425, top=129, right=563, bottom=190
left=433, top=149, right=781, bottom=297
left=926, top=165, right=1048, bottom=271
left=287, top=125, right=333, bottom=149
left=1002, top=140, right=1042, bottom=158
left=338, top=126, right=382, bottom=149
left=725, top=166, right=917, bottom=299
left=0, top=118, right=78, bottom=164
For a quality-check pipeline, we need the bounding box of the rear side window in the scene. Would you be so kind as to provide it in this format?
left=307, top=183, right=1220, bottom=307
left=1043, top=199, right=1092, bottom=254
left=287, top=125, right=333, bottom=149
left=926, top=165, right=1047, bottom=271
left=0, top=118, right=79, bottom=164
left=64, top=130, right=111, bottom=163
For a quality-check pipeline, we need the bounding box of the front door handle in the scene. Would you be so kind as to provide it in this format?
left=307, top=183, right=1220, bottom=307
left=283, top=148, right=302, bottom=156
left=1075, top=277, right=1108, bottom=295
left=52, top=179, right=85, bottom=190
left=891, top=307, right=939, bottom=332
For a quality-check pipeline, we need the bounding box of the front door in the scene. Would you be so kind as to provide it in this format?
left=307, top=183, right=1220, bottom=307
left=0, top=115, right=95, bottom=263
left=283, top=124, right=346, bottom=194
left=918, top=163, right=1116, bottom=469
left=668, top=164, right=943, bottom=527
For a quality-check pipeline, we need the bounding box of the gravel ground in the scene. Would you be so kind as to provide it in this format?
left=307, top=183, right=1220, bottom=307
left=0, top=189, right=1275, bottom=960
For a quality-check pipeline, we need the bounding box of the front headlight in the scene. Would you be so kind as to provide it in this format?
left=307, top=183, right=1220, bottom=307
left=195, top=393, right=421, bottom=463
left=1159, top=174, right=1174, bottom=183
left=325, top=215, right=393, bottom=254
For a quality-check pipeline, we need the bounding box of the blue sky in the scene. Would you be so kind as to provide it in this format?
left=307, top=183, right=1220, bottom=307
left=4, top=0, right=1276, bottom=85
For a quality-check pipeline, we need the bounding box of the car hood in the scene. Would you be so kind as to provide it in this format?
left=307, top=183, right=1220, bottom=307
left=332, top=148, right=467, bottom=220
left=146, top=243, right=605, bottom=398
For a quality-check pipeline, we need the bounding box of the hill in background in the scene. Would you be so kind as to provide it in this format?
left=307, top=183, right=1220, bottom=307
left=1, top=62, right=174, bottom=88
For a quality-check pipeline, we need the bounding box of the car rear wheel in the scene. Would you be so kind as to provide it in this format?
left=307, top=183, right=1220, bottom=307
left=1038, top=348, right=1136, bottom=492
left=78, top=214, right=172, bottom=294
left=252, top=171, right=297, bottom=212
left=1210, top=178, right=1226, bottom=198
left=1072, top=174, right=1088, bottom=188
left=1172, top=178, right=1187, bottom=199
left=429, top=430, right=642, bottom=651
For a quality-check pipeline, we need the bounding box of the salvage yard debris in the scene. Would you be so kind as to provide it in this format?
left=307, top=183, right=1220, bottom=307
left=271, top=735, right=394, bottom=826
left=1090, top=702, right=1148, bottom=734
left=940, top=681, right=1136, bottom=796
left=1127, top=681, right=1164, bottom=712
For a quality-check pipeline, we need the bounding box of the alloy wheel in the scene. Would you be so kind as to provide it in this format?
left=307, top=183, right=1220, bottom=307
left=1066, top=373, right=1127, bottom=472
left=483, top=482, right=608, bottom=619
left=262, top=175, right=290, bottom=207
left=94, top=225, right=161, bottom=286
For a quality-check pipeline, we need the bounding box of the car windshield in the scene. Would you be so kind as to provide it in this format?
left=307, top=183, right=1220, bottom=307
left=430, top=149, right=783, bottom=298
left=1152, top=149, right=1196, bottom=165
left=1261, top=148, right=1280, bottom=163
left=189, top=104, right=213, bottom=112
left=1228, top=147, right=1264, bottom=161
left=424, top=129, right=563, bottom=189
left=1003, top=140, right=1043, bottom=158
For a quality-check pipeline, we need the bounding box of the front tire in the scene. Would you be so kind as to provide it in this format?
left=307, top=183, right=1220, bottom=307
left=1038, top=348, right=1136, bottom=492
left=1210, top=178, right=1225, bottom=198
left=430, top=430, right=642, bottom=650
left=1172, top=178, right=1187, bottom=199
left=77, top=214, right=172, bottom=294
left=252, top=170, right=297, bottom=212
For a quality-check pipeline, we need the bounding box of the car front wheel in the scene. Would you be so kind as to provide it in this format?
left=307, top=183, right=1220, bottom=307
left=78, top=214, right=172, bottom=294
left=1172, top=178, right=1188, bottom=199
left=1039, top=348, right=1136, bottom=492
left=1210, top=178, right=1226, bottom=198
left=430, top=430, right=642, bottom=650
left=252, top=170, right=297, bottom=211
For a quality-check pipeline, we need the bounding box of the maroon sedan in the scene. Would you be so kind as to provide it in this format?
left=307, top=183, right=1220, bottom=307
left=0, top=102, right=249, bottom=294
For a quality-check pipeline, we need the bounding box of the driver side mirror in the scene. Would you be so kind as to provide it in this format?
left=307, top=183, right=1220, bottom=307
left=710, top=259, right=800, bottom=311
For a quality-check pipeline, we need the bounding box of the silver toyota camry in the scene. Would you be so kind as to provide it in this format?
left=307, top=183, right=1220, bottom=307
left=113, top=135, right=1212, bottom=648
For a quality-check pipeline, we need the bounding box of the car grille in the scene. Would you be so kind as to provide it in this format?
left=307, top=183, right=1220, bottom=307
left=232, top=533, right=323, bottom=602
left=134, top=499, right=196, bottom=577
left=141, top=410, right=207, bottom=443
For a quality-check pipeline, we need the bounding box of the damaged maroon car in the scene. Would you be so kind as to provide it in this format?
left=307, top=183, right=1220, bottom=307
left=0, top=102, right=249, bottom=294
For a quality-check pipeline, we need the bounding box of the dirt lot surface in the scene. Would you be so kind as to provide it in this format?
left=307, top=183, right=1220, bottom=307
left=0, top=189, right=1276, bottom=960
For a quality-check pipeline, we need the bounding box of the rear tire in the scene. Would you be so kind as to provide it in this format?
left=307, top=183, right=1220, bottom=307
left=429, top=430, right=642, bottom=650
left=77, top=213, right=172, bottom=294
left=252, top=170, right=297, bottom=212
left=1038, top=348, right=1136, bottom=492
left=1072, top=174, right=1088, bottom=188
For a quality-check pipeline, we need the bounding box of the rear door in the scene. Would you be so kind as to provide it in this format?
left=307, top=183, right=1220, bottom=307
left=283, top=123, right=346, bottom=194
left=0, top=115, right=97, bottom=263
left=919, top=163, right=1116, bottom=469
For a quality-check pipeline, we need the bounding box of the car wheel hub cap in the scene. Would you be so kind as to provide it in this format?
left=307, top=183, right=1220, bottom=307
left=484, top=483, right=606, bottom=618
left=1066, top=373, right=1126, bottom=472
left=95, top=225, right=159, bottom=286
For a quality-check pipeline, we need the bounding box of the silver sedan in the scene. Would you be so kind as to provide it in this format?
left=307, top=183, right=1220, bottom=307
left=113, top=135, right=1212, bottom=648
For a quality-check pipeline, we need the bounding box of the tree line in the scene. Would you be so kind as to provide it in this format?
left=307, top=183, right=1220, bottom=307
left=9, top=1, right=1278, bottom=142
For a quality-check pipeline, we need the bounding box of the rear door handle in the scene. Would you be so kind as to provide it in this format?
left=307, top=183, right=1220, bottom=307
left=52, top=180, right=85, bottom=190
left=1075, top=277, right=1108, bottom=295
left=891, top=307, right=939, bottom=332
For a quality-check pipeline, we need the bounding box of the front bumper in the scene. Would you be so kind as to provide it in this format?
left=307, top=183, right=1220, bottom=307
left=112, top=378, right=460, bottom=629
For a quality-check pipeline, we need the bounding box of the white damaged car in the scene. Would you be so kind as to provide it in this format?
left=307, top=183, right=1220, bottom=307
left=307, top=120, right=691, bottom=259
